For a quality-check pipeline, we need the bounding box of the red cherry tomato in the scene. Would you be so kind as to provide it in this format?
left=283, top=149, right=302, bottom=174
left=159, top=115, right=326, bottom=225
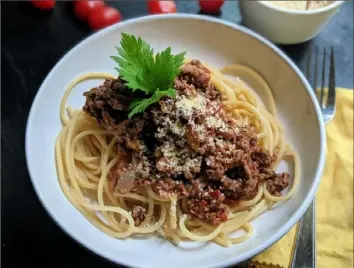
left=30, top=0, right=56, bottom=10
left=147, top=0, right=177, bottom=14
left=88, top=6, right=122, bottom=31
left=74, top=0, right=105, bottom=21
left=199, top=0, right=224, bottom=13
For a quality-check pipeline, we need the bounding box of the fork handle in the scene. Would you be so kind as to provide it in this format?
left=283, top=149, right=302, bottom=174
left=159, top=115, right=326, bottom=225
left=290, top=199, right=316, bottom=268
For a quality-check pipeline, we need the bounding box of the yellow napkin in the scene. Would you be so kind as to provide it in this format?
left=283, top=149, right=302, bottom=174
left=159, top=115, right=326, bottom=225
left=251, top=88, right=354, bottom=268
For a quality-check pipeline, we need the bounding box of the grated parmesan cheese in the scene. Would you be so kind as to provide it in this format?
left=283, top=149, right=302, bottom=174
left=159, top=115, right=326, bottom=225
left=206, top=116, right=226, bottom=129
left=175, top=94, right=206, bottom=117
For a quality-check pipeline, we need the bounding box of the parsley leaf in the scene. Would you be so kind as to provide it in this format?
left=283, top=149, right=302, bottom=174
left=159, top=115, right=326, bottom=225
left=111, top=33, right=186, bottom=118
left=151, top=47, right=186, bottom=91
left=111, top=33, right=155, bottom=94
left=128, top=88, right=176, bottom=119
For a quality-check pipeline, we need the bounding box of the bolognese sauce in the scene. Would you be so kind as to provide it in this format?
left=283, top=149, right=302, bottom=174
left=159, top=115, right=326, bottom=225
left=83, top=60, right=290, bottom=226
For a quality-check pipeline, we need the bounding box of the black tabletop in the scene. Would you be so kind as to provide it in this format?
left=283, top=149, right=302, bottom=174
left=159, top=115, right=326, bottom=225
left=1, top=1, right=353, bottom=268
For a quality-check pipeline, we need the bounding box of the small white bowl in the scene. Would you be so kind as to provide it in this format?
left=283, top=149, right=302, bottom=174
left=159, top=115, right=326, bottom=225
left=239, top=0, right=344, bottom=44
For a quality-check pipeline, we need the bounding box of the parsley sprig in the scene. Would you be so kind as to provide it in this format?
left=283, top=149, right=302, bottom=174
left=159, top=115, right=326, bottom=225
left=111, top=33, right=186, bottom=118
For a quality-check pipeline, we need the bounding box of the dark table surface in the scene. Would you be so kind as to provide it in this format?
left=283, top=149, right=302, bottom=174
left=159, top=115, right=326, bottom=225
left=1, top=1, right=353, bottom=268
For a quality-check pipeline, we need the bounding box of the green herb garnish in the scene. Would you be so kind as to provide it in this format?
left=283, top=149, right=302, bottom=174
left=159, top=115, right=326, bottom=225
left=111, top=33, right=186, bottom=118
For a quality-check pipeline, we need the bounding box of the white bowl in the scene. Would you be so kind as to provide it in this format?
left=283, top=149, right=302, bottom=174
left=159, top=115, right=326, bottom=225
left=239, top=0, right=344, bottom=44
left=25, top=14, right=326, bottom=268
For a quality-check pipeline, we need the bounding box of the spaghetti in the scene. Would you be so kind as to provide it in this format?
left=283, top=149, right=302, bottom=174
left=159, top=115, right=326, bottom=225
left=55, top=62, right=299, bottom=247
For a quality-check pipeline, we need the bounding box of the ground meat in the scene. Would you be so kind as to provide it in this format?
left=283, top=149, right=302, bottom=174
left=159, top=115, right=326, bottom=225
left=83, top=78, right=131, bottom=129
left=266, top=172, right=290, bottom=196
left=187, top=188, right=227, bottom=226
left=131, top=205, right=146, bottom=226
left=179, top=60, right=211, bottom=89
left=83, top=77, right=152, bottom=155
left=251, top=146, right=274, bottom=167
left=83, top=60, right=291, bottom=226
left=152, top=178, right=189, bottom=197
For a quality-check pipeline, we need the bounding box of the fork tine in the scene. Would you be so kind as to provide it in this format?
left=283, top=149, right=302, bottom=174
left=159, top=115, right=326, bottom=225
left=306, top=48, right=312, bottom=81
left=326, top=47, right=336, bottom=109
left=313, top=46, right=319, bottom=97
left=319, top=47, right=326, bottom=110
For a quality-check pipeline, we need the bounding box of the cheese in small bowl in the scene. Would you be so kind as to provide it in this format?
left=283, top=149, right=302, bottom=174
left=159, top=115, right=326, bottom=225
left=267, top=1, right=334, bottom=11
left=239, top=0, right=344, bottom=44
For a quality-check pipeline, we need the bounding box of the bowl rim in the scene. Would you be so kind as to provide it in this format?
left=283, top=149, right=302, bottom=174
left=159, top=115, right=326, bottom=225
left=257, top=0, right=344, bottom=15
left=25, top=14, right=326, bottom=268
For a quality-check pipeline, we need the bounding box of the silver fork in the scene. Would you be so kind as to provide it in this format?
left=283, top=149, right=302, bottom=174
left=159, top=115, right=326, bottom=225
left=290, top=47, right=336, bottom=268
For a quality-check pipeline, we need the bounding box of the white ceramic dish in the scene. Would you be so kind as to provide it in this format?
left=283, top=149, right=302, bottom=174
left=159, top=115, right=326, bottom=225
left=239, top=0, right=344, bottom=44
left=26, top=14, right=326, bottom=268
